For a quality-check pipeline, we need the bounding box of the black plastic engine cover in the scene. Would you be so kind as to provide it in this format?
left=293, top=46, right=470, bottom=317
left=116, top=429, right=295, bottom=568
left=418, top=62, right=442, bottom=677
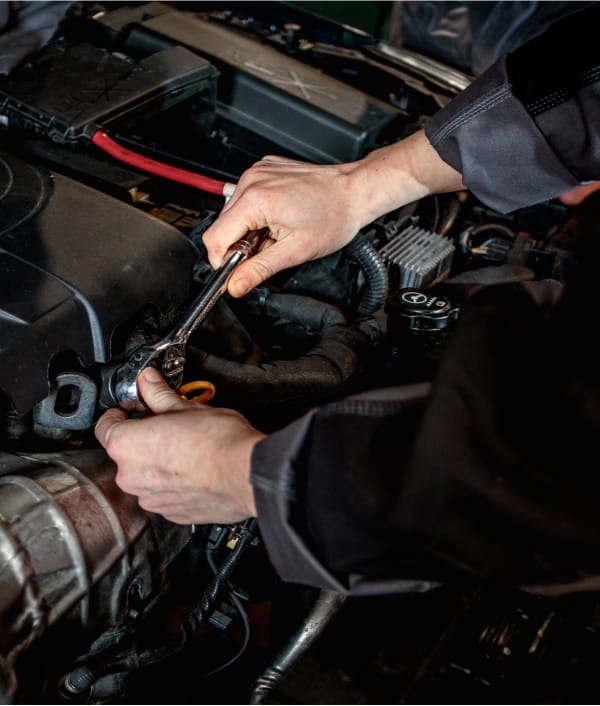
left=0, top=148, right=199, bottom=414
left=0, top=42, right=218, bottom=144
left=97, top=2, right=402, bottom=163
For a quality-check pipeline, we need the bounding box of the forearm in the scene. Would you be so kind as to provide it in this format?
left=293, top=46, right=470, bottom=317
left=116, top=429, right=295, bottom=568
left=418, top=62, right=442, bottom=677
left=347, top=129, right=465, bottom=227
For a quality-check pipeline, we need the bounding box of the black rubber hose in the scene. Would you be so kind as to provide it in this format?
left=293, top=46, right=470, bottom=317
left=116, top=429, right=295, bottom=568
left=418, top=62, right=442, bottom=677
left=187, top=293, right=369, bottom=415
left=61, top=643, right=185, bottom=696
left=344, top=232, right=389, bottom=317
left=244, top=288, right=347, bottom=329
left=190, top=327, right=365, bottom=404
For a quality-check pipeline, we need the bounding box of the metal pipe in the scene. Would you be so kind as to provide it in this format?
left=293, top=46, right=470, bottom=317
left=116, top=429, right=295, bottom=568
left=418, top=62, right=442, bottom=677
left=248, top=589, right=346, bottom=704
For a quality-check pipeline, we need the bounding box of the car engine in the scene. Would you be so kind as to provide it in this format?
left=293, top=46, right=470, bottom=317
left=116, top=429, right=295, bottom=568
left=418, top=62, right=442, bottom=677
left=0, top=2, right=599, bottom=703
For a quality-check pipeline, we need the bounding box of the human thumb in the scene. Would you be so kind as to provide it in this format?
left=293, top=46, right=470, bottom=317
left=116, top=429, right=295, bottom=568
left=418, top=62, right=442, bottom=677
left=228, top=243, right=294, bottom=298
left=137, top=367, right=188, bottom=414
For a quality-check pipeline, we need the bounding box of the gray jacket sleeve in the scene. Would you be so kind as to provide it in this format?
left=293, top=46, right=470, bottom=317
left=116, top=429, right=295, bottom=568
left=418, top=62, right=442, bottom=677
left=424, top=2, right=600, bottom=213
left=251, top=383, right=442, bottom=596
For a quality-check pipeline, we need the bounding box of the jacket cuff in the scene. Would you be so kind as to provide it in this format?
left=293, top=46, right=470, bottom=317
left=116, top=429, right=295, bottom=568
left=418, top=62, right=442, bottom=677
left=424, top=55, right=578, bottom=213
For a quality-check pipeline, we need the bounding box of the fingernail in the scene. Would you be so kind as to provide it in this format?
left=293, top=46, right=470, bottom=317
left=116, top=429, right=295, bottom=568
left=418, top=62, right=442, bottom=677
left=142, top=367, right=162, bottom=383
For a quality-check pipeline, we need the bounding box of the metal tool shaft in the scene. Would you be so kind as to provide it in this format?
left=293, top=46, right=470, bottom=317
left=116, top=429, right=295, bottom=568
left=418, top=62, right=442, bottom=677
left=168, top=249, right=245, bottom=345
left=168, top=227, right=269, bottom=345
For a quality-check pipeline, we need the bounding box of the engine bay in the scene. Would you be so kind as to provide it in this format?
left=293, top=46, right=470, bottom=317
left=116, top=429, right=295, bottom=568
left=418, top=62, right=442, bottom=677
left=1, top=2, right=599, bottom=703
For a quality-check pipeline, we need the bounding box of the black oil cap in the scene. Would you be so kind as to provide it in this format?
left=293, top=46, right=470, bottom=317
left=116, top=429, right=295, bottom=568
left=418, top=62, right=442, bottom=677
left=393, top=289, right=459, bottom=332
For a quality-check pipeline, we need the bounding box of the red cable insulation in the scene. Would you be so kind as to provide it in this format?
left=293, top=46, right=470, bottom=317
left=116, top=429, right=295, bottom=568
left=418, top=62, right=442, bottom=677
left=91, top=130, right=228, bottom=196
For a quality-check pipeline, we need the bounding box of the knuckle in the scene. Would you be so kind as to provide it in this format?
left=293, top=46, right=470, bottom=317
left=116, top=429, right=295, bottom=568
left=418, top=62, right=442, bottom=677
left=103, top=424, right=128, bottom=458
left=115, top=467, right=135, bottom=495
left=137, top=495, right=154, bottom=511
left=237, top=166, right=260, bottom=188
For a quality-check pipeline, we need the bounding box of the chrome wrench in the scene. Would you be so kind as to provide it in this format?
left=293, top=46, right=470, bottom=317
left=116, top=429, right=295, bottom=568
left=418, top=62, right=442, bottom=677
left=109, top=227, right=269, bottom=412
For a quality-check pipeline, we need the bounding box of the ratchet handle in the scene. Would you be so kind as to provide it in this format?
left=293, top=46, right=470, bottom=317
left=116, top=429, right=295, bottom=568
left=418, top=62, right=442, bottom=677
left=231, top=226, right=271, bottom=250
left=226, top=227, right=270, bottom=258
left=170, top=227, right=270, bottom=343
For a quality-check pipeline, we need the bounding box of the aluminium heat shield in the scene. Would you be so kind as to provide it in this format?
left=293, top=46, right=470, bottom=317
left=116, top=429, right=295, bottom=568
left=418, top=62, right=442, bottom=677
left=379, top=224, right=455, bottom=289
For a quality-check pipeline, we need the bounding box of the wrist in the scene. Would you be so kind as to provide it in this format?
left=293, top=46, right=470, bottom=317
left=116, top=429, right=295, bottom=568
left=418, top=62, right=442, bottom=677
left=347, top=129, right=464, bottom=224
left=239, top=430, right=265, bottom=518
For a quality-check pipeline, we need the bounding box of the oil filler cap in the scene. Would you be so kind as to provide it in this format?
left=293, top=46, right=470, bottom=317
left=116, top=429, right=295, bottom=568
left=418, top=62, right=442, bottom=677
left=396, top=289, right=459, bottom=332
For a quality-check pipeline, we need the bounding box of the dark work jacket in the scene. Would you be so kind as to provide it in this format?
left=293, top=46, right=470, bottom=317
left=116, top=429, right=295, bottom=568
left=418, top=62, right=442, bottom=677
left=250, top=3, right=600, bottom=597
left=425, top=2, right=600, bottom=214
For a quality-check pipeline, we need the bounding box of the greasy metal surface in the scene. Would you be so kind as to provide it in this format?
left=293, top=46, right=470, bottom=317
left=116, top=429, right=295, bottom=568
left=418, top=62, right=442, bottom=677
left=0, top=449, right=191, bottom=700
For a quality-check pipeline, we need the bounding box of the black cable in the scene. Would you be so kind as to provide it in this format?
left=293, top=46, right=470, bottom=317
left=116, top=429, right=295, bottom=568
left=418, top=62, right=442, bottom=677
left=187, top=519, right=257, bottom=631
left=196, top=530, right=253, bottom=678
left=60, top=520, right=258, bottom=696
left=344, top=232, right=389, bottom=316
left=198, top=589, right=252, bottom=679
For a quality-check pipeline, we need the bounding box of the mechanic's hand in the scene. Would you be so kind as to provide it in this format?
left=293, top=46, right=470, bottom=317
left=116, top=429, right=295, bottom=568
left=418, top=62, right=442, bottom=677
left=202, top=130, right=464, bottom=298
left=203, top=155, right=368, bottom=298
left=95, top=368, right=264, bottom=524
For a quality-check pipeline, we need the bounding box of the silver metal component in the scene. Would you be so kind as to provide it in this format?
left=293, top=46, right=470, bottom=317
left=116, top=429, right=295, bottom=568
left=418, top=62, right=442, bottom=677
left=32, top=372, right=98, bottom=431
left=111, top=228, right=270, bottom=412
left=379, top=224, right=455, bottom=289
left=0, top=449, right=191, bottom=701
left=375, top=42, right=473, bottom=93
left=249, top=590, right=346, bottom=704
